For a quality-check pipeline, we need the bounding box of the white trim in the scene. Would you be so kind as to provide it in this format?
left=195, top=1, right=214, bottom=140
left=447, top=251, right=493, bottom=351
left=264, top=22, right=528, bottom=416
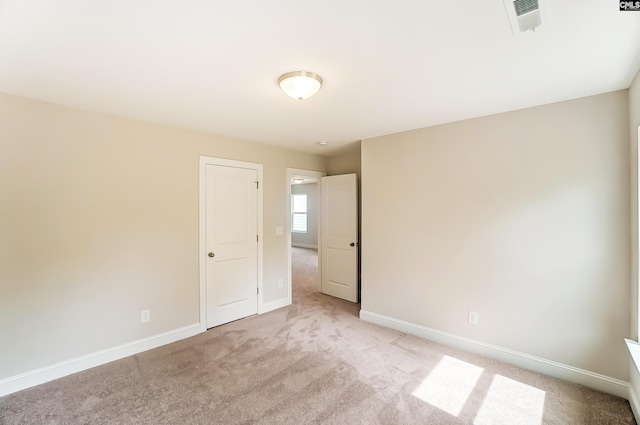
left=291, top=243, right=318, bottom=249
left=629, top=380, right=640, bottom=423
left=199, top=159, right=207, bottom=332
left=0, top=323, right=200, bottom=397
left=199, top=156, right=264, bottom=326
left=626, top=338, right=640, bottom=371
left=360, top=310, right=631, bottom=398
left=286, top=168, right=326, bottom=298
left=261, top=298, right=291, bottom=314
left=626, top=339, right=640, bottom=422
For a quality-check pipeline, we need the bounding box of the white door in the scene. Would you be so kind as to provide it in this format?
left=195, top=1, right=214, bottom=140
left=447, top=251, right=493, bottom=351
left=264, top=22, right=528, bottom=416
left=321, top=173, right=358, bottom=302
left=205, top=164, right=258, bottom=328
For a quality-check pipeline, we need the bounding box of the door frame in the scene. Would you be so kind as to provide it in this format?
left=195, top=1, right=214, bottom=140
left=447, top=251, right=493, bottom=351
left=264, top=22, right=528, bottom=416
left=199, top=156, right=264, bottom=332
left=286, top=168, right=326, bottom=300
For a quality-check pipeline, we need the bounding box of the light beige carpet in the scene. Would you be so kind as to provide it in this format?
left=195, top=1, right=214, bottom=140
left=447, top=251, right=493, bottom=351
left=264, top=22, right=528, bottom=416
left=0, top=247, right=635, bottom=424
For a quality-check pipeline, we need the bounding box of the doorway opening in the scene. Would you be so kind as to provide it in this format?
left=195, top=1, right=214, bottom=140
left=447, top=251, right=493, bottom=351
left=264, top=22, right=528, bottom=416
left=286, top=169, right=325, bottom=304
left=291, top=246, right=318, bottom=300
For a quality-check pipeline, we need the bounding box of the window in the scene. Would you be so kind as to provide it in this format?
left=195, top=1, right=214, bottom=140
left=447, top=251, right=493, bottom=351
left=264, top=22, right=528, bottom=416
left=291, top=194, right=307, bottom=233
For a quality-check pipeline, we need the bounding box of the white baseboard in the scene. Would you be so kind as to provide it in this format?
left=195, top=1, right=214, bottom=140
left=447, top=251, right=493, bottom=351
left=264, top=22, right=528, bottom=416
left=260, top=297, right=291, bottom=314
left=0, top=323, right=201, bottom=397
left=360, top=310, right=630, bottom=399
left=291, top=243, right=318, bottom=249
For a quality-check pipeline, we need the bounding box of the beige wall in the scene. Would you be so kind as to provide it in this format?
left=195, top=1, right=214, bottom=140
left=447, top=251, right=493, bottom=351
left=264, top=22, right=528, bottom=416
left=0, top=93, right=326, bottom=379
left=361, top=91, right=630, bottom=380
left=327, top=144, right=361, bottom=178
left=291, top=183, right=318, bottom=247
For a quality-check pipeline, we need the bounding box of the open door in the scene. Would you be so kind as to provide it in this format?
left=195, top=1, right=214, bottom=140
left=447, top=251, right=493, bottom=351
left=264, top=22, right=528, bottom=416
left=321, top=173, right=358, bottom=302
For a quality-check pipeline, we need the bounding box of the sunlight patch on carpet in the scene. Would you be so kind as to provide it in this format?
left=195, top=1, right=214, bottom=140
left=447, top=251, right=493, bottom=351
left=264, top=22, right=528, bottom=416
left=412, top=355, right=484, bottom=416
left=474, top=375, right=545, bottom=425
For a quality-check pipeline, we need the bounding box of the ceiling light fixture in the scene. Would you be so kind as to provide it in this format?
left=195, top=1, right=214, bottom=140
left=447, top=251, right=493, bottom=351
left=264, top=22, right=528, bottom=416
left=278, top=71, right=323, bottom=100
left=292, top=178, right=305, bottom=184
left=317, top=141, right=329, bottom=146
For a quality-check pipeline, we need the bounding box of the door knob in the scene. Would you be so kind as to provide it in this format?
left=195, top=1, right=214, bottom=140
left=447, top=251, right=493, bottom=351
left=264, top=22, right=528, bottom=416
left=208, top=252, right=215, bottom=258
left=350, top=242, right=356, bottom=247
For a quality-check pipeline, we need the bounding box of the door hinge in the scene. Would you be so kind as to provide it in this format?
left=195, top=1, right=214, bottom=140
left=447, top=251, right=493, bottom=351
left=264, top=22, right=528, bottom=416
left=255, top=181, right=259, bottom=189
left=257, top=287, right=259, bottom=294
left=257, top=234, right=259, bottom=242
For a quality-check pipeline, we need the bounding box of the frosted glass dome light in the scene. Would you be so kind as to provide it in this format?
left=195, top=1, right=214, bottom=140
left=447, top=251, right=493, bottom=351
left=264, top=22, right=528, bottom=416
left=278, top=71, right=323, bottom=100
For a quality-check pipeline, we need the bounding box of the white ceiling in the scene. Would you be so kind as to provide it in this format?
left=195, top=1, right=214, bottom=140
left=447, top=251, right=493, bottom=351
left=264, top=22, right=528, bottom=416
left=1, top=1, right=639, bottom=156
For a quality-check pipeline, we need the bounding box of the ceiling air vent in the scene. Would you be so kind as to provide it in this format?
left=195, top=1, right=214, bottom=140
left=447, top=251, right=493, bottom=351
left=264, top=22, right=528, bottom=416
left=504, top=0, right=542, bottom=34
left=514, top=0, right=538, bottom=16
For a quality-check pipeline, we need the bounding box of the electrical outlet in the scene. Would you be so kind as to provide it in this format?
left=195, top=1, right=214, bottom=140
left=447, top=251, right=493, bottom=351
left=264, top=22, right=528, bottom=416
left=141, top=310, right=150, bottom=323
left=468, top=311, right=478, bottom=326
left=278, top=278, right=284, bottom=288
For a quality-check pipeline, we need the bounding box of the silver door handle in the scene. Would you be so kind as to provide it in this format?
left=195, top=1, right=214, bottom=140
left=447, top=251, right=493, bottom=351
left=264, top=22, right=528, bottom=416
left=208, top=252, right=215, bottom=258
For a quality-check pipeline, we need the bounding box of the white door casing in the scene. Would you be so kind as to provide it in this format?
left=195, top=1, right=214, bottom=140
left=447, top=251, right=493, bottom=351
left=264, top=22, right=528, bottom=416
left=199, top=157, right=262, bottom=330
left=321, top=173, right=358, bottom=302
